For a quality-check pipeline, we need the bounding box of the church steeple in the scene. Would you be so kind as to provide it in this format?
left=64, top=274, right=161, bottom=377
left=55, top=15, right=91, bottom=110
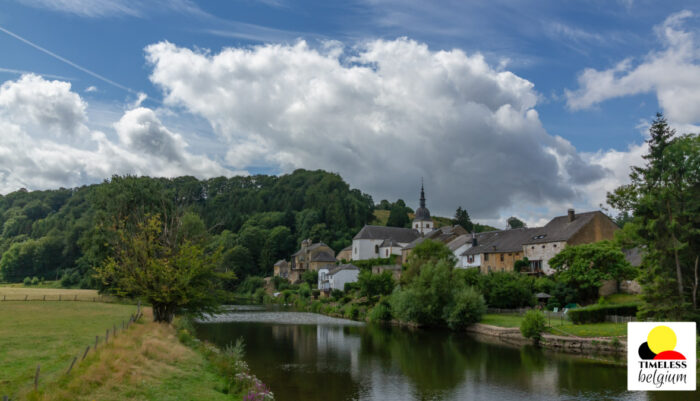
left=419, top=179, right=426, bottom=209
left=413, top=179, right=433, bottom=235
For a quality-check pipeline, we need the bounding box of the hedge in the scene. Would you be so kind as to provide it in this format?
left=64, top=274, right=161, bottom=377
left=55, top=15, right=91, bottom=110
left=568, top=303, right=639, bottom=324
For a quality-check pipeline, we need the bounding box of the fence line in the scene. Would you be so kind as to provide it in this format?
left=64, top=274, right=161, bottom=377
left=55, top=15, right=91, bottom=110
left=2, top=303, right=142, bottom=400
left=0, top=294, right=124, bottom=303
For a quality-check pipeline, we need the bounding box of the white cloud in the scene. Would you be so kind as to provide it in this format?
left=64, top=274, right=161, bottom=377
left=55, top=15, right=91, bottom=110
left=566, top=10, right=700, bottom=125
left=85, top=85, right=97, bottom=93
left=145, top=38, right=608, bottom=218
left=0, top=74, right=232, bottom=194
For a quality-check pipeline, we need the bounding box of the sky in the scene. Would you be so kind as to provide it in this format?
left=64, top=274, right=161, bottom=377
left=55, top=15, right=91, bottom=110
left=1, top=0, right=699, bottom=228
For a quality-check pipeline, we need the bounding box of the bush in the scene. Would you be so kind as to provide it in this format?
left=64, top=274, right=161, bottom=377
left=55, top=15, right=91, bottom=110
left=253, top=287, right=267, bottom=304
left=310, top=300, right=322, bottom=313
left=23, top=276, right=31, bottom=286
left=358, top=270, right=395, bottom=298
left=330, top=289, right=343, bottom=300
left=31, top=276, right=39, bottom=285
left=301, top=270, right=318, bottom=287
left=61, top=270, right=81, bottom=287
left=368, top=299, right=392, bottom=322
left=534, top=277, right=555, bottom=294
left=344, top=304, right=360, bottom=320
left=445, top=286, right=486, bottom=330
left=312, top=289, right=320, bottom=299
left=299, top=283, right=311, bottom=298
left=479, top=272, right=534, bottom=308
left=520, top=310, right=546, bottom=344
left=238, top=276, right=265, bottom=294
left=567, top=303, right=639, bottom=324
left=271, top=276, right=290, bottom=291
left=344, top=282, right=360, bottom=293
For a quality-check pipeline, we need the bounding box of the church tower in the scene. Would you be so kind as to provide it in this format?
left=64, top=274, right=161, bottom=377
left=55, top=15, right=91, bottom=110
left=412, top=181, right=434, bottom=235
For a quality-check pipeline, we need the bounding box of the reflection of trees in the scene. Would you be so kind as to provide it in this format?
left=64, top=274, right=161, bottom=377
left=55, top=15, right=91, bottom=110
left=360, top=325, right=471, bottom=395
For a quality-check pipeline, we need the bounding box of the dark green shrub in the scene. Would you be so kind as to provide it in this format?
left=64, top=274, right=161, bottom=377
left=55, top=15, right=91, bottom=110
left=330, top=289, right=343, bottom=300
left=23, top=276, right=31, bottom=286
left=479, top=272, right=534, bottom=308
left=368, top=298, right=392, bottom=322
left=238, top=276, right=265, bottom=294
left=31, top=276, right=39, bottom=285
left=520, top=310, right=546, bottom=344
left=445, top=286, right=487, bottom=330
left=358, top=270, right=395, bottom=298
left=567, top=303, right=639, bottom=324
left=344, top=282, right=360, bottom=293
left=299, top=283, right=311, bottom=298
left=344, top=304, right=360, bottom=320
left=312, top=289, right=320, bottom=299
left=301, top=270, right=318, bottom=287
left=271, top=276, right=290, bottom=290
left=253, top=287, right=267, bottom=304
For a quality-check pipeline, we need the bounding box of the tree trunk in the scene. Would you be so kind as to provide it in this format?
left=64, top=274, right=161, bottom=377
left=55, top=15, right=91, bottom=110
left=152, top=303, right=175, bottom=323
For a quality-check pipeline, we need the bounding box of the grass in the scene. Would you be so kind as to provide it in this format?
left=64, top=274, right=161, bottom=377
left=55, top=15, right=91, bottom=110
left=28, top=309, right=233, bottom=401
left=600, top=293, right=641, bottom=304
left=0, top=280, right=63, bottom=289
left=0, top=301, right=136, bottom=397
left=0, top=287, right=101, bottom=301
left=480, top=313, right=627, bottom=338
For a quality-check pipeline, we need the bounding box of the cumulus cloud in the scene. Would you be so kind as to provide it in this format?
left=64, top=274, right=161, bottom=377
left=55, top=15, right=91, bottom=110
left=145, top=38, right=607, bottom=218
left=566, top=10, right=700, bottom=125
left=0, top=74, right=231, bottom=193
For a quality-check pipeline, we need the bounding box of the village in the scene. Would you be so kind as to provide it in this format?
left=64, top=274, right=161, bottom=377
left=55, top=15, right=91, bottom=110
left=272, top=184, right=634, bottom=294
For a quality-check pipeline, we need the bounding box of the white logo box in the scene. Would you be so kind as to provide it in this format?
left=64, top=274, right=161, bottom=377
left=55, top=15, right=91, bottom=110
left=628, top=322, right=696, bottom=391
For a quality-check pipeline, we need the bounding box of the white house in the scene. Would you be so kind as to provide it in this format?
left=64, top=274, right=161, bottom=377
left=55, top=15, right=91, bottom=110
left=318, top=264, right=360, bottom=291
left=457, top=231, right=500, bottom=269
left=446, top=234, right=472, bottom=266
left=351, top=226, right=419, bottom=260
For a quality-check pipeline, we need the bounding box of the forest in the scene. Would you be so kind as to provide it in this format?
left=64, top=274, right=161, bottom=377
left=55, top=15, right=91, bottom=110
left=0, top=169, right=376, bottom=287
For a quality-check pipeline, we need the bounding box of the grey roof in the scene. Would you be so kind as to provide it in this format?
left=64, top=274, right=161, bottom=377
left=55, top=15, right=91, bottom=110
left=446, top=234, right=472, bottom=252
left=340, top=245, right=352, bottom=252
left=353, top=225, right=420, bottom=243
left=535, top=292, right=552, bottom=298
left=380, top=238, right=401, bottom=247
left=463, top=228, right=539, bottom=255
left=403, top=225, right=469, bottom=250
left=311, top=251, right=336, bottom=262
left=291, top=242, right=329, bottom=257
left=522, top=211, right=608, bottom=245
left=328, top=263, right=359, bottom=275
left=274, top=259, right=287, bottom=266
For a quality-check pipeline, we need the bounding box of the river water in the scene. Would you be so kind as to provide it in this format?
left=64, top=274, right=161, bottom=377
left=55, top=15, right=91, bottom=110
left=194, top=307, right=696, bottom=401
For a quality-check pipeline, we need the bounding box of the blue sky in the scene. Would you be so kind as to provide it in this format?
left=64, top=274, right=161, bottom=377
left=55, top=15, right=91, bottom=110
left=1, top=0, right=699, bottom=225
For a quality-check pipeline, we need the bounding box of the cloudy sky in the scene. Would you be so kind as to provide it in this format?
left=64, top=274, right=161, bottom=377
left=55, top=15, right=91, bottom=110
left=1, top=0, right=699, bottom=227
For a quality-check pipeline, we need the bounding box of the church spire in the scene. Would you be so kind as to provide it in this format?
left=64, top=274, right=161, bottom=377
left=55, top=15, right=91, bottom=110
left=420, top=179, right=426, bottom=209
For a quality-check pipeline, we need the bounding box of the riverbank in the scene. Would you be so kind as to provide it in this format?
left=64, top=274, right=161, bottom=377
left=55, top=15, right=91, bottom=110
left=0, top=299, right=272, bottom=400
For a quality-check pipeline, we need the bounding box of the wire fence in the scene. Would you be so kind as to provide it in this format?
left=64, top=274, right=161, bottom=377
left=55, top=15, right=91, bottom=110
left=1, top=302, right=143, bottom=400
left=0, top=293, right=122, bottom=303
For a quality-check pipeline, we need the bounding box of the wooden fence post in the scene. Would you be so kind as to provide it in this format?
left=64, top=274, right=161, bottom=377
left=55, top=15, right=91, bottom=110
left=24, top=295, right=28, bottom=301
left=43, top=295, right=46, bottom=301
left=66, top=356, right=77, bottom=375
left=34, top=364, right=40, bottom=390
left=58, top=295, right=61, bottom=301
left=82, top=345, right=90, bottom=361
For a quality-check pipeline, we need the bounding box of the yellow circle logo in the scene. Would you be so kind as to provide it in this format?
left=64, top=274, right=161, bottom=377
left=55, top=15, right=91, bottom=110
left=647, top=325, right=677, bottom=354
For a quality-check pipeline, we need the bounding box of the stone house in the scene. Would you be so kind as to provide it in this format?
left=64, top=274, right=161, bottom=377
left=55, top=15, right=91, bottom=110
left=273, top=260, right=289, bottom=279
left=462, top=227, right=540, bottom=273
left=336, top=245, right=352, bottom=262
left=521, top=209, right=619, bottom=275
left=288, top=239, right=336, bottom=283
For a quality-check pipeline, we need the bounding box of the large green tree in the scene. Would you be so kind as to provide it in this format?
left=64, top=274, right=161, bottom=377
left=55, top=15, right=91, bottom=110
left=453, top=207, right=473, bottom=232
left=549, top=241, right=636, bottom=304
left=607, top=113, right=699, bottom=319
left=387, top=199, right=410, bottom=228
left=96, top=214, right=223, bottom=323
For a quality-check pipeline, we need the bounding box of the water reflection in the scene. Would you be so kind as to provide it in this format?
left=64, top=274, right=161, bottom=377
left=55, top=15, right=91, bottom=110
left=194, top=311, right=694, bottom=401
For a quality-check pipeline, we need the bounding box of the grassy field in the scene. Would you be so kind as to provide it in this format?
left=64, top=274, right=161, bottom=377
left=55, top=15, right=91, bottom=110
left=0, top=287, right=100, bottom=301
left=0, top=301, right=136, bottom=397
left=29, top=309, right=233, bottom=401
left=480, top=313, right=627, bottom=338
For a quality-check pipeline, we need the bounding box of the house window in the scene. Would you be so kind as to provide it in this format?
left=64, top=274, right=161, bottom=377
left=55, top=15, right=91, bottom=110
left=467, top=255, right=474, bottom=263
left=354, top=247, right=357, bottom=254
left=427, top=224, right=430, bottom=228
left=530, top=260, right=542, bottom=272
left=484, top=253, right=489, bottom=261
left=385, top=249, right=389, bottom=257
left=500, top=254, right=504, bottom=262
left=531, top=246, right=534, bottom=249
left=542, top=245, right=545, bottom=249
left=553, top=244, right=557, bottom=248
left=375, top=244, right=379, bottom=254
left=415, top=224, right=418, bottom=228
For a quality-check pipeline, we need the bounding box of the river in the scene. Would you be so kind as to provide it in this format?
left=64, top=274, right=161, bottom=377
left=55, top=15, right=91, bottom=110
left=194, top=307, right=696, bottom=401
